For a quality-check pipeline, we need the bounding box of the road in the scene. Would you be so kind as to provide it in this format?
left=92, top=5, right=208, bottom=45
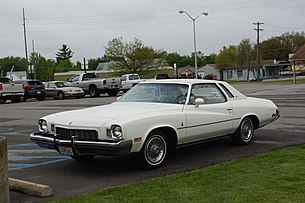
left=1, top=83, right=305, bottom=203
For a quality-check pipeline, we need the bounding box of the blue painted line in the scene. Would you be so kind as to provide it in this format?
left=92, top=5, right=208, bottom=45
left=8, top=158, right=71, bottom=171
left=8, top=143, right=37, bottom=148
left=9, top=155, right=71, bottom=159
left=8, top=149, right=54, bottom=153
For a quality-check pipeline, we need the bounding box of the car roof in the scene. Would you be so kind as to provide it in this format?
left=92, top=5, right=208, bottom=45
left=140, top=79, right=227, bottom=85
left=139, top=79, right=246, bottom=99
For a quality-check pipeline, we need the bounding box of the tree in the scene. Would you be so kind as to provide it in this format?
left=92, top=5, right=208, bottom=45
left=0, top=56, right=27, bottom=76
left=34, top=56, right=55, bottom=81
left=104, top=37, right=164, bottom=74
left=260, top=31, right=305, bottom=60
left=215, top=46, right=238, bottom=70
left=55, top=44, right=74, bottom=63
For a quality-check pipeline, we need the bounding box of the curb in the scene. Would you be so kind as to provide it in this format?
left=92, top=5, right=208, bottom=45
left=9, top=178, right=53, bottom=198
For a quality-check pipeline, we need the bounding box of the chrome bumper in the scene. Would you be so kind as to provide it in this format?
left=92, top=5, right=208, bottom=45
left=30, top=131, right=132, bottom=156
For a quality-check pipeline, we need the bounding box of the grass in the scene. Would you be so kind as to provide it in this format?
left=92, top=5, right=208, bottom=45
left=51, top=144, right=305, bottom=203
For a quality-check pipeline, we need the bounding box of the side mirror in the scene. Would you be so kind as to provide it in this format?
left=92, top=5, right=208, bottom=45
left=195, top=98, right=205, bottom=108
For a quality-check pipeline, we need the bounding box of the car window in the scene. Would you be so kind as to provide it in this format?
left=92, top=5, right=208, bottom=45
left=0, top=78, right=11, bottom=84
left=119, top=83, right=189, bottom=104
left=55, top=82, right=64, bottom=88
left=129, top=75, right=139, bottom=80
left=190, top=83, right=226, bottom=105
left=49, top=83, right=57, bottom=88
left=218, top=83, right=234, bottom=98
left=28, top=81, right=43, bottom=85
left=71, top=75, right=80, bottom=82
left=121, top=75, right=127, bottom=81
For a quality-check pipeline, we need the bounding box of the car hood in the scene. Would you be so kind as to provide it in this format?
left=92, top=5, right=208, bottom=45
left=46, top=102, right=183, bottom=127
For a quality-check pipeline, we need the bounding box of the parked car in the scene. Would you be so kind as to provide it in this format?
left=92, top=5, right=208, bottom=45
left=44, top=81, right=85, bottom=100
left=250, top=76, right=263, bottom=82
left=67, top=72, right=121, bottom=97
left=120, top=73, right=143, bottom=93
left=30, top=79, right=279, bottom=169
left=155, top=73, right=170, bottom=80
left=0, top=77, right=24, bottom=103
left=15, top=80, right=45, bottom=102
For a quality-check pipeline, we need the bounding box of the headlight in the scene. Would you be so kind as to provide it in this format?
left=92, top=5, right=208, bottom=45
left=38, top=119, right=48, bottom=132
left=107, top=125, right=123, bottom=139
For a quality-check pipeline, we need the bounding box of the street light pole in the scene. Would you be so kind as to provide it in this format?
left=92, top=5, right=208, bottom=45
left=179, top=10, right=208, bottom=79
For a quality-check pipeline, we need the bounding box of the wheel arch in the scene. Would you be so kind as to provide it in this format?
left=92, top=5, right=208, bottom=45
left=147, top=126, right=178, bottom=150
left=89, top=84, right=97, bottom=89
left=239, top=114, right=259, bottom=130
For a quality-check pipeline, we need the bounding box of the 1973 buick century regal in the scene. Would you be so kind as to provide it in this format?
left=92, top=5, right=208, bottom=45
left=30, top=79, right=279, bottom=169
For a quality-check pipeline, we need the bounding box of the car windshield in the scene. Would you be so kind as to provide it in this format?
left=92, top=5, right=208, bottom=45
left=55, top=82, right=72, bottom=88
left=118, top=83, right=189, bottom=104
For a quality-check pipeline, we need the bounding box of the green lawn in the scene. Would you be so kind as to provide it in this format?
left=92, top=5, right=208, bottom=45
left=51, top=144, right=305, bottom=203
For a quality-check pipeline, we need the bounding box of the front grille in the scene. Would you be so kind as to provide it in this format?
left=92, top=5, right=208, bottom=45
left=55, top=127, right=98, bottom=141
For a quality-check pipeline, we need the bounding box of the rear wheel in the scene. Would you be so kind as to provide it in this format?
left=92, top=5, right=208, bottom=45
left=89, top=86, right=99, bottom=97
left=231, top=117, right=254, bottom=146
left=137, top=131, right=168, bottom=169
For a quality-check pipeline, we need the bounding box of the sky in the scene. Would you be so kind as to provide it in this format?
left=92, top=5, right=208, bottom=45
left=1, top=0, right=305, bottom=63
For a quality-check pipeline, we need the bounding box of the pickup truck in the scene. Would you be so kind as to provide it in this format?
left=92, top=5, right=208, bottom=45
left=120, top=73, right=143, bottom=93
left=67, top=73, right=121, bottom=97
left=0, top=77, right=24, bottom=103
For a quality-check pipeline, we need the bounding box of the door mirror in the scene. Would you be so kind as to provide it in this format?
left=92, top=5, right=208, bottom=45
left=195, top=98, right=205, bottom=108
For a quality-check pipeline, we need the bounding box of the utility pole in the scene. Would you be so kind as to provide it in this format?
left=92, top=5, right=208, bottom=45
left=253, top=22, right=264, bottom=80
left=23, top=8, right=30, bottom=79
left=32, top=40, right=35, bottom=53
left=83, top=58, right=87, bottom=73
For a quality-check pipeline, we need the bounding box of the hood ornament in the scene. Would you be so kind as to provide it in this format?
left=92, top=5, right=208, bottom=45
left=69, top=121, right=72, bottom=126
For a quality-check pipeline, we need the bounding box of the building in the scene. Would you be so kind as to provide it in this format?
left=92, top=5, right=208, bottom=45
left=222, top=60, right=293, bottom=81
left=197, top=64, right=220, bottom=80
left=6, top=71, right=27, bottom=81
left=289, top=44, right=305, bottom=75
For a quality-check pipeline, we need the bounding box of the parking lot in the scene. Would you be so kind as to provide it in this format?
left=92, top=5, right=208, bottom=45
left=1, top=83, right=305, bottom=203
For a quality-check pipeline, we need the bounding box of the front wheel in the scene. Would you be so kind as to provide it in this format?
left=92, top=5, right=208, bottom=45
left=231, top=117, right=254, bottom=146
left=108, top=89, right=118, bottom=97
left=0, top=99, right=6, bottom=104
left=137, top=131, right=168, bottom=169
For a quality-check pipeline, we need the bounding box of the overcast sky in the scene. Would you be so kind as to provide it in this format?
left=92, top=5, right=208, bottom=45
left=1, top=0, right=305, bottom=63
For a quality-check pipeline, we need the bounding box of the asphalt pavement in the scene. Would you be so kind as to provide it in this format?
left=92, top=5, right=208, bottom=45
left=1, top=83, right=305, bottom=203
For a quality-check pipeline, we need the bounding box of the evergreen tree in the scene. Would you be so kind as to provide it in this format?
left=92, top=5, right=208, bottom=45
left=55, top=44, right=74, bottom=63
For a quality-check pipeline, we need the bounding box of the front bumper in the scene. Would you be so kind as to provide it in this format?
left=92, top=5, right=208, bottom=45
left=30, top=131, right=132, bottom=156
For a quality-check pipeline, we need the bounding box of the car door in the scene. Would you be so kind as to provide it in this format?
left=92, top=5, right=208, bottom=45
left=45, top=82, right=58, bottom=97
left=183, top=83, right=233, bottom=143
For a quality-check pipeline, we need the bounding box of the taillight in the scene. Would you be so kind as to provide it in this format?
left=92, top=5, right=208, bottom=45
left=22, top=84, right=24, bottom=90
left=0, top=84, right=2, bottom=91
left=103, top=80, right=106, bottom=85
left=41, top=84, right=45, bottom=89
left=26, top=84, right=34, bottom=89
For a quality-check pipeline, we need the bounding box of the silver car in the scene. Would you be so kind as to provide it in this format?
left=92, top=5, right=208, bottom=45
left=44, top=81, right=85, bottom=100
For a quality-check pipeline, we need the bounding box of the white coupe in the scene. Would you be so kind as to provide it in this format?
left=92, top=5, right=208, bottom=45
left=30, top=79, right=279, bottom=169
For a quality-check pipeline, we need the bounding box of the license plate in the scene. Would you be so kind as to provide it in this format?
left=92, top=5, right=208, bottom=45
left=59, top=147, right=73, bottom=156
left=37, top=91, right=41, bottom=94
